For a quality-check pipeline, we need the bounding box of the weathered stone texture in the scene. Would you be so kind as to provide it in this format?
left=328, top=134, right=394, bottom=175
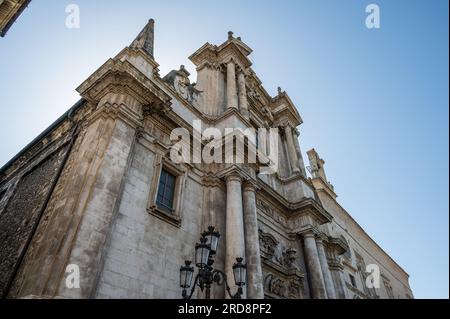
left=95, top=142, right=207, bottom=299
left=0, top=146, right=67, bottom=297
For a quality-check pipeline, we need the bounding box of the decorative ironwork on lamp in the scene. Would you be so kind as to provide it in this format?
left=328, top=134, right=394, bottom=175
left=179, top=226, right=246, bottom=299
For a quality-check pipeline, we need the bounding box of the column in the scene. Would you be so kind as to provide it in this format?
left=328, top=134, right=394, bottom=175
left=316, top=237, right=337, bottom=299
left=243, top=182, right=264, bottom=299
left=227, top=60, right=238, bottom=110
left=225, top=173, right=246, bottom=298
left=238, top=70, right=249, bottom=118
left=284, top=125, right=300, bottom=174
left=293, top=129, right=307, bottom=177
left=329, top=258, right=347, bottom=299
left=258, top=128, right=267, bottom=156
left=302, top=231, right=326, bottom=299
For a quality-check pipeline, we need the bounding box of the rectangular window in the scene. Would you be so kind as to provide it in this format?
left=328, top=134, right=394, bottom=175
left=349, top=274, right=357, bottom=288
left=147, top=156, right=187, bottom=228
left=156, top=169, right=176, bottom=212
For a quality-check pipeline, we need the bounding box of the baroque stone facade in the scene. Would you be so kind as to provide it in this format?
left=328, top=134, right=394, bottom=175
left=0, top=20, right=413, bottom=299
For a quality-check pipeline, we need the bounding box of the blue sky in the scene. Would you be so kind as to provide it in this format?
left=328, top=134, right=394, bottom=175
left=0, top=0, right=448, bottom=298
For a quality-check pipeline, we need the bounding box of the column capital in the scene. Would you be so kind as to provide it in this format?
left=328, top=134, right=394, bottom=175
left=297, top=226, right=320, bottom=239
left=316, top=231, right=329, bottom=243
left=301, top=229, right=316, bottom=239
left=225, top=172, right=242, bottom=184
left=278, top=121, right=295, bottom=130
left=225, top=57, right=236, bottom=66
left=243, top=179, right=259, bottom=192
left=315, top=236, right=324, bottom=243
left=328, top=258, right=345, bottom=271
left=236, top=65, right=250, bottom=76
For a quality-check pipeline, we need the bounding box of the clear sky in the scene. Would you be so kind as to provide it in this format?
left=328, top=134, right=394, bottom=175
left=0, top=0, right=448, bottom=298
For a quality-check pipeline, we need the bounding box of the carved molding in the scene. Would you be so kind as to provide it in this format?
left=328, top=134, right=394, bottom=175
left=258, top=229, right=306, bottom=299
left=262, top=259, right=305, bottom=299
left=259, top=229, right=278, bottom=261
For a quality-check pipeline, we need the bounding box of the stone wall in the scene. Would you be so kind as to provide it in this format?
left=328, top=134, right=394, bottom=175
left=94, top=140, right=224, bottom=299
left=0, top=144, right=69, bottom=297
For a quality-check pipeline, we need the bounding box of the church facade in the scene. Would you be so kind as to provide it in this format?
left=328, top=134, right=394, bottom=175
left=0, top=20, right=413, bottom=299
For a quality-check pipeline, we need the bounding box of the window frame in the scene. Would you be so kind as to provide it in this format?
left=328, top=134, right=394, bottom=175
left=147, top=155, right=187, bottom=227
left=349, top=274, right=357, bottom=288
left=156, top=169, right=176, bottom=213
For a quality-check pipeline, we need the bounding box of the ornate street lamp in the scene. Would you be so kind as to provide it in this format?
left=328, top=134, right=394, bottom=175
left=233, top=257, right=247, bottom=287
left=180, top=226, right=246, bottom=299
left=195, top=237, right=210, bottom=268
left=180, top=260, right=194, bottom=290
left=202, top=226, right=220, bottom=255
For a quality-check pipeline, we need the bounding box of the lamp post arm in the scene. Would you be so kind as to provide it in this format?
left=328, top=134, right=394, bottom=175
left=212, top=269, right=235, bottom=299
left=184, top=273, right=200, bottom=299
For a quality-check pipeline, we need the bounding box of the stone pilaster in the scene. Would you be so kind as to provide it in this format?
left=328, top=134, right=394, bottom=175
left=238, top=70, right=249, bottom=118
left=316, top=237, right=337, bottom=299
left=302, top=231, right=326, bottom=299
left=293, top=129, right=307, bottom=177
left=242, top=181, right=264, bottom=299
left=258, top=128, right=268, bottom=157
left=26, top=93, right=143, bottom=299
left=284, top=125, right=300, bottom=174
left=329, top=258, right=347, bottom=299
left=226, top=60, right=238, bottom=110
left=225, top=173, right=246, bottom=298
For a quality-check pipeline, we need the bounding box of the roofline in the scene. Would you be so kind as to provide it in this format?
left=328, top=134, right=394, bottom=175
left=317, top=187, right=411, bottom=280
left=0, top=98, right=85, bottom=175
left=1, top=0, right=32, bottom=37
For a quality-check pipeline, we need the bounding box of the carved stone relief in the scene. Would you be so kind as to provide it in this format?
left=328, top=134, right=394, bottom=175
left=258, top=229, right=278, bottom=261
left=163, top=65, right=202, bottom=104
left=263, top=273, right=304, bottom=299
left=259, top=229, right=306, bottom=299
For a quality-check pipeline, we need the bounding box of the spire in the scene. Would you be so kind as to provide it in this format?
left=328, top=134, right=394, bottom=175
left=130, top=19, right=155, bottom=58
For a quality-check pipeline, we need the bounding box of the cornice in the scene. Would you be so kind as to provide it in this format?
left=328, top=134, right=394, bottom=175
left=76, top=58, right=171, bottom=107
left=276, top=171, right=313, bottom=188
left=312, top=177, right=337, bottom=199
left=328, top=236, right=349, bottom=255
left=189, top=39, right=252, bottom=70
left=115, top=47, right=160, bottom=73
left=209, top=106, right=253, bottom=128
left=256, top=178, right=333, bottom=227
left=216, top=164, right=255, bottom=184
left=86, top=102, right=142, bottom=130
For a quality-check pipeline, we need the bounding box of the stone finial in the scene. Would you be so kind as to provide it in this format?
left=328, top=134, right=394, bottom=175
left=307, top=149, right=332, bottom=189
left=228, top=31, right=234, bottom=40
left=277, top=87, right=282, bottom=95
left=130, top=19, right=155, bottom=58
left=179, top=64, right=190, bottom=76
